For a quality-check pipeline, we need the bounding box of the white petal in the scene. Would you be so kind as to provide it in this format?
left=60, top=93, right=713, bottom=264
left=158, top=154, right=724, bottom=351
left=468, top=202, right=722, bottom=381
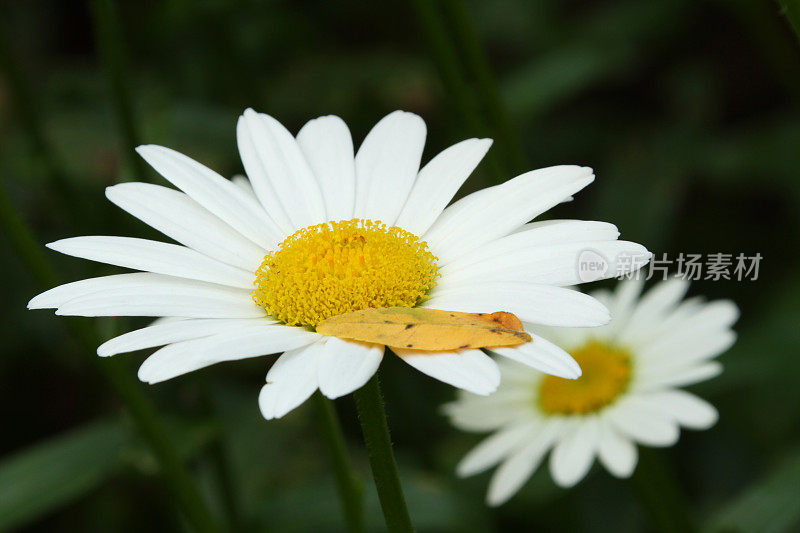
left=317, top=337, right=383, bottom=399
left=296, top=115, right=356, bottom=222
left=395, top=138, right=492, bottom=235
left=549, top=417, right=600, bottom=487
left=354, top=110, right=426, bottom=223
left=606, top=398, right=680, bottom=447
left=136, top=145, right=282, bottom=248
left=456, top=422, right=537, bottom=477
left=425, top=282, right=610, bottom=327
left=600, top=278, right=646, bottom=339
left=237, top=109, right=325, bottom=230
left=442, top=219, right=620, bottom=270
left=138, top=324, right=320, bottom=383
left=97, top=318, right=275, bottom=356
left=424, top=166, right=594, bottom=264
left=639, top=390, right=718, bottom=430
left=596, top=420, right=638, bottom=478
left=486, top=420, right=563, bottom=506
left=47, top=236, right=253, bottom=289
left=617, top=278, right=691, bottom=345
left=29, top=273, right=159, bottom=309
left=438, top=240, right=650, bottom=288
left=231, top=175, right=256, bottom=197
left=55, top=276, right=262, bottom=318
left=637, top=361, right=723, bottom=390
left=106, top=182, right=265, bottom=271
left=491, top=334, right=581, bottom=379
left=393, top=348, right=500, bottom=395
left=443, top=394, right=536, bottom=432
left=259, top=342, right=324, bottom=419
left=638, top=330, right=736, bottom=372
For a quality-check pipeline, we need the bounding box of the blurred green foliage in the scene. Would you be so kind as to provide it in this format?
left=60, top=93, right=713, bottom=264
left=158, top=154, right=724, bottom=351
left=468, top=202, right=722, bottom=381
left=1, top=0, right=798, bottom=531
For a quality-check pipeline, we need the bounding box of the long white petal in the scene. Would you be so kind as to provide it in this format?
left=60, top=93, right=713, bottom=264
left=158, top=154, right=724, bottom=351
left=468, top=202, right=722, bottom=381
left=424, top=165, right=594, bottom=264
left=549, top=417, right=600, bottom=487
left=393, top=348, right=500, bottom=395
left=424, top=282, right=610, bottom=327
left=638, top=390, right=718, bottom=430
left=617, top=278, right=690, bottom=345
left=637, top=361, right=723, bottom=390
left=296, top=115, right=356, bottom=222
left=259, top=342, right=324, bottom=419
left=490, top=334, right=582, bottom=379
left=456, top=422, right=538, bottom=477
left=354, top=111, right=426, bottom=223
left=606, top=398, right=680, bottom=447
left=596, top=420, right=638, bottom=478
left=136, top=145, right=282, bottom=248
left=317, top=337, right=383, bottom=399
left=237, top=109, right=325, bottom=230
left=47, top=236, right=253, bottom=289
left=55, top=277, right=262, bottom=318
left=486, top=420, right=563, bottom=506
left=29, top=273, right=159, bottom=309
left=106, top=182, right=266, bottom=270
left=97, top=318, right=275, bottom=356
left=438, top=240, right=650, bottom=288
left=139, top=324, right=319, bottom=384
left=395, top=138, right=491, bottom=235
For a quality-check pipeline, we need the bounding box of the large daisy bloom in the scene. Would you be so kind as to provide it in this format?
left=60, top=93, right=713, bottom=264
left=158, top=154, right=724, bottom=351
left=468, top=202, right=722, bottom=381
left=28, top=109, right=650, bottom=419
left=444, top=278, right=739, bottom=506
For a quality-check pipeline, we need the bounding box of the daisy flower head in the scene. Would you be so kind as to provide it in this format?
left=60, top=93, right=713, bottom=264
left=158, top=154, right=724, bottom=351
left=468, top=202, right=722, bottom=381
left=28, top=109, right=651, bottom=420
left=444, top=277, right=739, bottom=506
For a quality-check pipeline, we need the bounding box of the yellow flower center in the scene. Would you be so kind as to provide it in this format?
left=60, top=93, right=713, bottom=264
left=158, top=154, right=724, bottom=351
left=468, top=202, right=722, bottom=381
left=252, top=219, right=439, bottom=327
left=538, top=340, right=632, bottom=415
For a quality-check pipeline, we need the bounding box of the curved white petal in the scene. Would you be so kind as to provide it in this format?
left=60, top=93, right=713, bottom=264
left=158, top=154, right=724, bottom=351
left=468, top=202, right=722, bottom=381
left=424, top=282, right=610, bottom=327
left=639, top=390, right=718, bottom=430
left=47, top=236, right=253, bottom=289
left=606, top=398, right=680, bottom=447
left=29, top=273, right=160, bottom=309
left=317, top=337, right=383, bottom=399
left=443, top=393, right=537, bottom=433
left=139, top=324, right=320, bottom=384
left=354, top=110, right=426, bottom=223
left=617, top=278, right=691, bottom=345
left=97, top=318, right=275, bottom=356
left=549, top=417, right=600, bottom=487
left=424, top=165, right=595, bottom=264
left=393, top=348, right=500, bottom=395
left=237, top=109, right=325, bottom=231
left=106, top=182, right=266, bottom=270
left=456, top=422, right=537, bottom=477
left=55, top=277, right=261, bottom=318
left=438, top=240, right=650, bottom=288
left=395, top=138, right=491, bottom=235
left=259, top=342, right=324, bottom=420
left=296, top=115, right=356, bottom=222
left=637, top=361, right=723, bottom=390
left=596, top=420, right=638, bottom=478
left=136, top=145, right=282, bottom=248
left=491, top=334, right=581, bottom=379
left=231, top=174, right=257, bottom=197
left=486, top=420, right=563, bottom=506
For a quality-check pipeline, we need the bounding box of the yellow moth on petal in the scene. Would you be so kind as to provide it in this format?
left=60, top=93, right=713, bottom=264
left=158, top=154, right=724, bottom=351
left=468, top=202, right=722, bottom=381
left=316, top=307, right=531, bottom=351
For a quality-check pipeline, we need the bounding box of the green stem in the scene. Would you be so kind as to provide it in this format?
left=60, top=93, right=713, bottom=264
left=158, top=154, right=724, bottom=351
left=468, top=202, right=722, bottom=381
left=630, top=449, right=697, bottom=533
left=89, top=0, right=147, bottom=178
left=353, top=374, right=413, bottom=533
left=0, top=178, right=221, bottom=533
left=313, top=393, right=365, bottom=533
left=409, top=0, right=506, bottom=181
left=441, top=0, right=528, bottom=173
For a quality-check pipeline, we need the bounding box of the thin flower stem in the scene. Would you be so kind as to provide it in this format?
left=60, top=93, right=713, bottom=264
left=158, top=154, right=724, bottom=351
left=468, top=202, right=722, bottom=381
left=353, top=373, right=413, bottom=533
left=440, top=0, right=528, bottom=174
left=409, top=0, right=507, bottom=182
left=313, top=393, right=366, bottom=533
left=631, top=449, right=697, bottom=533
left=89, top=0, right=147, bottom=179
left=0, top=178, right=222, bottom=533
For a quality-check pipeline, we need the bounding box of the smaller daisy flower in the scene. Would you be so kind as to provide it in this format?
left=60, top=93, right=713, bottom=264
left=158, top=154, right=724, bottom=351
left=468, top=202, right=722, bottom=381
left=444, top=277, right=739, bottom=506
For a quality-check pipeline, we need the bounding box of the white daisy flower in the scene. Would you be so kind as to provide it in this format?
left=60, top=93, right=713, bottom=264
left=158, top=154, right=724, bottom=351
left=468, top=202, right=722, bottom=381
left=445, top=277, right=739, bottom=506
left=28, top=109, right=650, bottom=420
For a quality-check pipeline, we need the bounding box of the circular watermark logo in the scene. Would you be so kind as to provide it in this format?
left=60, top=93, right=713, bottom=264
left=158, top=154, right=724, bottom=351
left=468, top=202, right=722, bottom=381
left=577, top=249, right=609, bottom=282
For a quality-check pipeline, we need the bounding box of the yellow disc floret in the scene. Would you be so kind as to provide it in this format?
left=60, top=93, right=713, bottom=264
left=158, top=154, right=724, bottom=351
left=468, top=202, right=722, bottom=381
left=538, top=340, right=632, bottom=415
left=252, top=219, right=439, bottom=327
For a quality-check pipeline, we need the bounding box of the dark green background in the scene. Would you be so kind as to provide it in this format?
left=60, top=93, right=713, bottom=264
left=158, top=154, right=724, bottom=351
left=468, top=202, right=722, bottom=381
left=1, top=0, right=798, bottom=531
